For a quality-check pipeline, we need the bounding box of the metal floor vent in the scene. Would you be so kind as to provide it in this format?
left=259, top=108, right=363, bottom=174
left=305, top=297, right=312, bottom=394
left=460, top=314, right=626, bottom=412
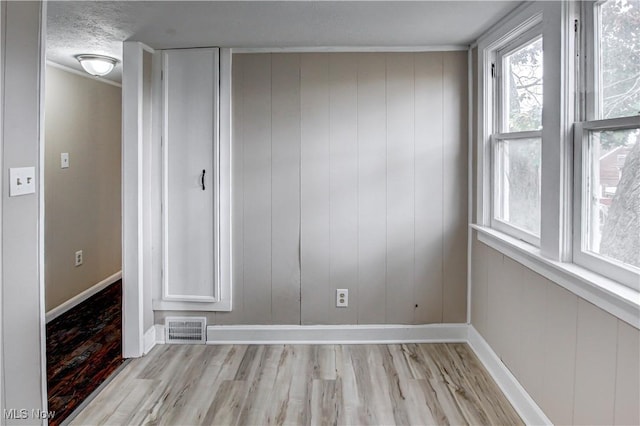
left=165, top=317, right=207, bottom=344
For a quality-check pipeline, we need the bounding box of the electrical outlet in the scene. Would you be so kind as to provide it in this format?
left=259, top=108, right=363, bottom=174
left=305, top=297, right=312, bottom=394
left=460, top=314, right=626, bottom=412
left=75, top=250, right=83, bottom=267
left=336, top=289, right=348, bottom=307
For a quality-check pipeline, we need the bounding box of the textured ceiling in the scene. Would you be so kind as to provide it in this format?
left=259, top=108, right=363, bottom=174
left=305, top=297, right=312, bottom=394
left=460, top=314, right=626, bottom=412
left=47, top=1, right=521, bottom=83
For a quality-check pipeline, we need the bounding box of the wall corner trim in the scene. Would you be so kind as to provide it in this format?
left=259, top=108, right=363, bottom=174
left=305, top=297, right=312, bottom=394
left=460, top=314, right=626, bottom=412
left=45, top=271, right=122, bottom=323
left=467, top=325, right=552, bottom=426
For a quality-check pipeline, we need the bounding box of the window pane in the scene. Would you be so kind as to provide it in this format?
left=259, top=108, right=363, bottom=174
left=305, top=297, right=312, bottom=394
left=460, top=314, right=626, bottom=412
left=585, top=128, right=640, bottom=269
left=495, top=138, right=541, bottom=235
left=503, top=37, right=543, bottom=132
left=599, top=0, right=640, bottom=119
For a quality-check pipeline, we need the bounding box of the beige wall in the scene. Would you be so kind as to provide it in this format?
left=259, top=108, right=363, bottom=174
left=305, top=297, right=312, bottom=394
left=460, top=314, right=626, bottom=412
left=156, top=51, right=468, bottom=325
left=470, top=235, right=640, bottom=425
left=45, top=66, right=122, bottom=311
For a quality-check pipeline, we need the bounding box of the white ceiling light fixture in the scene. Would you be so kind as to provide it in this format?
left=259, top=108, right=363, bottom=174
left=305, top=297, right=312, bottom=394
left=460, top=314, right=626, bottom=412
left=76, top=54, right=118, bottom=77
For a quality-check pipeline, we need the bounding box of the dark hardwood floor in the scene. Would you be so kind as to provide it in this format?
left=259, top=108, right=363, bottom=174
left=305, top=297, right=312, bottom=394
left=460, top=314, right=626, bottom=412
left=46, top=280, right=124, bottom=426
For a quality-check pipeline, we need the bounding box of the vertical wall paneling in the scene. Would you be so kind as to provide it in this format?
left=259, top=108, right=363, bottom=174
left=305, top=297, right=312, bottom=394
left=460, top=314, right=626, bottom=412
left=414, top=53, right=444, bottom=324
left=484, top=247, right=504, bottom=354
left=385, top=53, right=416, bottom=324
left=496, top=256, right=524, bottom=374
left=300, top=54, right=331, bottom=324
left=470, top=235, right=488, bottom=332
left=516, top=268, right=547, bottom=407
left=356, top=54, right=388, bottom=324
left=160, top=52, right=469, bottom=327
left=241, top=54, right=273, bottom=324
left=614, top=320, right=640, bottom=425
left=573, top=299, right=618, bottom=425
left=328, top=54, right=359, bottom=324
left=471, top=239, right=639, bottom=426
left=442, top=52, right=468, bottom=323
left=540, top=271, right=578, bottom=425
left=271, top=54, right=302, bottom=324
left=216, top=54, right=246, bottom=324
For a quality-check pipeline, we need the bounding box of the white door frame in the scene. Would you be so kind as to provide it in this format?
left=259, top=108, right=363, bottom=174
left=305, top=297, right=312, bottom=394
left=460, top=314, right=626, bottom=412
left=122, top=41, right=152, bottom=358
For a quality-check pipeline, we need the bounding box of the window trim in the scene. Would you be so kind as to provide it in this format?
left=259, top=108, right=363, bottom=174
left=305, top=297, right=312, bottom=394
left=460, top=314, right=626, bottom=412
left=573, top=117, right=640, bottom=291
left=582, top=0, right=600, bottom=121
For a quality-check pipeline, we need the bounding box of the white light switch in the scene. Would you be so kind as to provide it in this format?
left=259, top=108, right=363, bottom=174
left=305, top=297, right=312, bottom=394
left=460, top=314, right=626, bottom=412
left=61, top=153, right=69, bottom=169
left=9, top=167, right=36, bottom=197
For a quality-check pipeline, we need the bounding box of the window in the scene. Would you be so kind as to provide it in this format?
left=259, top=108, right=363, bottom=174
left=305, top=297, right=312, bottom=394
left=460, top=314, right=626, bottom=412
left=575, top=0, right=640, bottom=290
left=491, top=29, right=543, bottom=245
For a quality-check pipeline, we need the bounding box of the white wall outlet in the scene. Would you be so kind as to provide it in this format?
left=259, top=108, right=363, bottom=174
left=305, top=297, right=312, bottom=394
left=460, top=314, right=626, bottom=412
left=9, top=167, right=36, bottom=197
left=336, top=289, right=348, bottom=307
left=61, top=153, right=70, bottom=169
left=75, top=250, right=83, bottom=267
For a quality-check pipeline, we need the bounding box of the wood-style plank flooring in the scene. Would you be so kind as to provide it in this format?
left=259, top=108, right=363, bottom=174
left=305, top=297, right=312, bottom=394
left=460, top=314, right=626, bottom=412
left=71, top=343, right=522, bottom=425
left=47, top=280, right=124, bottom=426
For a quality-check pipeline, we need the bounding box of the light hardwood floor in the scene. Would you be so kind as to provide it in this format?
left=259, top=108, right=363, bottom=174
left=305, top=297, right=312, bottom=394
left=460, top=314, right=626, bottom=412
left=71, top=343, right=523, bottom=425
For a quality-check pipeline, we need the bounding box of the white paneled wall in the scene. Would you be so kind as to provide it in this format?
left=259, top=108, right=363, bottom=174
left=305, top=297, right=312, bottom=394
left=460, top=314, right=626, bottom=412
left=471, top=235, right=640, bottom=425
left=155, top=51, right=468, bottom=325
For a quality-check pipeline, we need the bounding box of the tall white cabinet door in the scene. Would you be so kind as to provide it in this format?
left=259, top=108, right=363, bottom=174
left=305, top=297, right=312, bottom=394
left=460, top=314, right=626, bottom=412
left=162, top=48, right=219, bottom=302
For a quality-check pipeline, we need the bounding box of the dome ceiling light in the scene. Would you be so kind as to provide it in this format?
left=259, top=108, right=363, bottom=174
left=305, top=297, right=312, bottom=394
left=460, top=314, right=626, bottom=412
left=75, top=54, right=118, bottom=77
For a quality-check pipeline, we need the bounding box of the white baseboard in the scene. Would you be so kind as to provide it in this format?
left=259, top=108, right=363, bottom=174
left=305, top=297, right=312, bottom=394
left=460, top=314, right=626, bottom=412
left=468, top=325, right=552, bottom=426
left=143, top=325, right=156, bottom=355
left=155, top=324, right=166, bottom=344
left=46, top=271, right=122, bottom=323
left=206, top=323, right=468, bottom=345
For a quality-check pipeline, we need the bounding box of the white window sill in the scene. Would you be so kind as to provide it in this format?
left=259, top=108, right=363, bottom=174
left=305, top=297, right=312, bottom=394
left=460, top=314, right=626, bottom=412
left=470, top=224, right=640, bottom=330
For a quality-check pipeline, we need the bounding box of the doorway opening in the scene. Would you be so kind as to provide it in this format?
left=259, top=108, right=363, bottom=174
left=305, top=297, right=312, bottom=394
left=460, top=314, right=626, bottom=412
left=43, top=58, right=124, bottom=424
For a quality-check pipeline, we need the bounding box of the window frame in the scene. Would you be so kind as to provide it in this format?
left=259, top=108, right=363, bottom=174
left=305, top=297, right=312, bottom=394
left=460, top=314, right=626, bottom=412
left=572, top=0, right=640, bottom=291
left=475, top=0, right=639, bottom=328
left=489, top=25, right=543, bottom=246
left=573, top=118, right=640, bottom=291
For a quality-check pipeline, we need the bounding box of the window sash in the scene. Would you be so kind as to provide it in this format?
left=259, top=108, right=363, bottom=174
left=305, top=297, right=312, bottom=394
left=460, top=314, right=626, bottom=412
left=491, top=132, right=542, bottom=246
left=491, top=25, right=544, bottom=245
left=584, top=0, right=640, bottom=122
left=573, top=117, right=640, bottom=291
left=495, top=26, right=543, bottom=134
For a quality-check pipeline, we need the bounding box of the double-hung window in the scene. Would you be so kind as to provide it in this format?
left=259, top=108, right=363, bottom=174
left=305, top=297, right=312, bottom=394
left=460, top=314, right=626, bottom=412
left=491, top=27, right=543, bottom=245
left=575, top=0, right=640, bottom=290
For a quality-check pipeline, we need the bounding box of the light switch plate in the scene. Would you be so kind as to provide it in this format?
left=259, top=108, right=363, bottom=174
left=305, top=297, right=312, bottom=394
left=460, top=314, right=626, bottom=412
left=61, top=153, right=69, bottom=169
left=9, top=167, right=36, bottom=197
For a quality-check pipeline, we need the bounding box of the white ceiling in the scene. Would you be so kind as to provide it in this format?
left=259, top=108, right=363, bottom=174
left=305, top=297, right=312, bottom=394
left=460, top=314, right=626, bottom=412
left=47, top=1, right=521, bottom=83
